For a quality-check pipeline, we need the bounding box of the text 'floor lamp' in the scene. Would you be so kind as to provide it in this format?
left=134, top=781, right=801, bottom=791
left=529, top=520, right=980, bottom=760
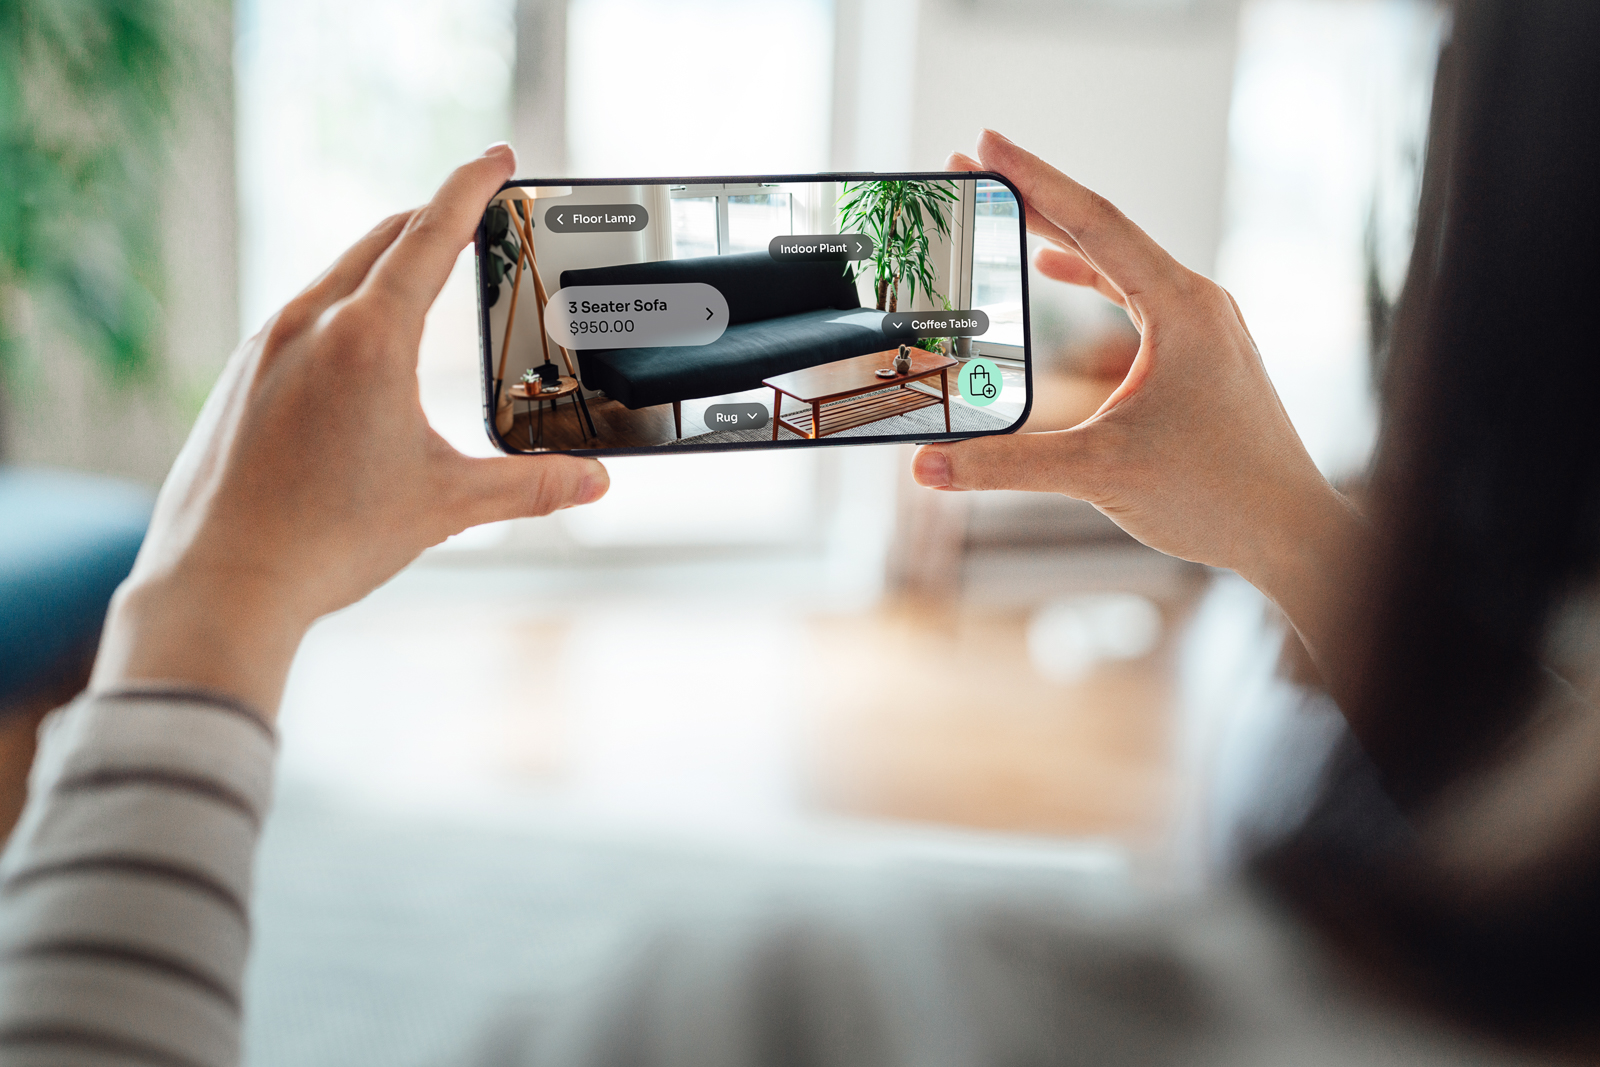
left=491, top=185, right=595, bottom=442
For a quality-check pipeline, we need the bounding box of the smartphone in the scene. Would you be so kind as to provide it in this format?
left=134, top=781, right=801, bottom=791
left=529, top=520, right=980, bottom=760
left=475, top=172, right=1031, bottom=455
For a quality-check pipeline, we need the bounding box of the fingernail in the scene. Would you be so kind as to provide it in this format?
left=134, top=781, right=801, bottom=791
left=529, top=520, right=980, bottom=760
left=484, top=141, right=511, bottom=156
left=981, top=128, right=1014, bottom=146
left=576, top=473, right=607, bottom=505
left=913, top=450, right=951, bottom=488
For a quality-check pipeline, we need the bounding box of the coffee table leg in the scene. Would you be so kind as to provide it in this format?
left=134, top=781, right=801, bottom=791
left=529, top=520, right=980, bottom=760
left=811, top=401, right=821, bottom=439
left=941, top=368, right=951, bottom=432
left=536, top=397, right=545, bottom=448
left=771, top=387, right=781, bottom=441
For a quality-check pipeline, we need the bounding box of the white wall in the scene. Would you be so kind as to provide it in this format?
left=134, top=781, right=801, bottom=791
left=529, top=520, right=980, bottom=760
left=513, top=0, right=568, bottom=176
left=834, top=0, right=1241, bottom=279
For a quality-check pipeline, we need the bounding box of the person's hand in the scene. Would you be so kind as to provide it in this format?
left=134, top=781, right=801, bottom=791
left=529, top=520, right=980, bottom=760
left=918, top=131, right=1364, bottom=670
left=91, top=144, right=608, bottom=718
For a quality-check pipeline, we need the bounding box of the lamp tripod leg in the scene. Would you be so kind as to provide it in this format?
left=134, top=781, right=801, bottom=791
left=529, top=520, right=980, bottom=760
left=511, top=208, right=597, bottom=442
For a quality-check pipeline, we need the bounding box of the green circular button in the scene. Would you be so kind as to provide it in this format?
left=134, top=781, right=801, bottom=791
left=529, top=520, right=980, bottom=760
left=959, top=357, right=1002, bottom=406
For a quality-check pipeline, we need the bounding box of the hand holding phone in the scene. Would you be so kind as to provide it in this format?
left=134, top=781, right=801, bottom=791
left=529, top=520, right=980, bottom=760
left=914, top=131, right=1357, bottom=676
left=93, top=145, right=609, bottom=718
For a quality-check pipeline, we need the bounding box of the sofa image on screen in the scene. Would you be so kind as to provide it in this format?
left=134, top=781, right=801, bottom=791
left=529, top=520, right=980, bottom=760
left=560, top=251, right=910, bottom=438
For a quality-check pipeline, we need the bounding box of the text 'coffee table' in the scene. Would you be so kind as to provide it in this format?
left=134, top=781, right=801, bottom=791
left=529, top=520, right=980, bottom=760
left=763, top=348, right=957, bottom=441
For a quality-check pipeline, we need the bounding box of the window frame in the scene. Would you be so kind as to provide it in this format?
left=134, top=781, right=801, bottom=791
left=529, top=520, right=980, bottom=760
left=668, top=182, right=793, bottom=256
left=951, top=178, right=1026, bottom=363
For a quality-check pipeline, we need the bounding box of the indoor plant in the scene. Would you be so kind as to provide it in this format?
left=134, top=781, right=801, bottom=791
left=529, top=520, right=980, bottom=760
left=837, top=179, right=959, bottom=313
left=481, top=202, right=522, bottom=308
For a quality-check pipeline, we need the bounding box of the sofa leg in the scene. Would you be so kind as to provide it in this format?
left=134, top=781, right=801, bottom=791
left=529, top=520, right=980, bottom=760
left=673, top=400, right=681, bottom=439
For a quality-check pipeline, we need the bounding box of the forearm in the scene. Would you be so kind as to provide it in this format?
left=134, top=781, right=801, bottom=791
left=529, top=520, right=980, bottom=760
left=91, top=569, right=310, bottom=722
left=1234, top=477, right=1372, bottom=699
left=0, top=690, right=277, bottom=1066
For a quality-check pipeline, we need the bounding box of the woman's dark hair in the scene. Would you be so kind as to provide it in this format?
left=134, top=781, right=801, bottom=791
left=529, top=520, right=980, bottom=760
left=1264, top=0, right=1600, bottom=1044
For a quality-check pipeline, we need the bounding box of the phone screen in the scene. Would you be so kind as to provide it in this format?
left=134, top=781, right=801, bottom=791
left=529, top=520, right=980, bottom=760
left=476, top=172, right=1030, bottom=454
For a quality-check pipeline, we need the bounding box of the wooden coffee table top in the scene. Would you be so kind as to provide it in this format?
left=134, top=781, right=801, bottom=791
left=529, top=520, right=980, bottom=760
left=510, top=376, right=579, bottom=401
left=763, top=348, right=956, bottom=403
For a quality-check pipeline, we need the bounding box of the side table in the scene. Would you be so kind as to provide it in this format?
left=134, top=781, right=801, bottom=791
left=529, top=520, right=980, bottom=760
left=510, top=377, right=594, bottom=449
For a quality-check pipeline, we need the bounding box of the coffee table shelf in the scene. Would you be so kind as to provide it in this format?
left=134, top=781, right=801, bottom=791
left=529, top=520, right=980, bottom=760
left=763, top=348, right=957, bottom=441
left=779, top=385, right=943, bottom=439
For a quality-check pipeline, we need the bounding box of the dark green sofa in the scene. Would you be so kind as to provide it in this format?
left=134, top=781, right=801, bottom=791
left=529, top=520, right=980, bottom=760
left=561, top=251, right=902, bottom=435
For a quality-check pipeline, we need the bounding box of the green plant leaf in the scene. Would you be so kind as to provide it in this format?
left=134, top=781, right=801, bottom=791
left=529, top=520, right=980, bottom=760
left=486, top=204, right=509, bottom=244
left=1, top=0, right=185, bottom=385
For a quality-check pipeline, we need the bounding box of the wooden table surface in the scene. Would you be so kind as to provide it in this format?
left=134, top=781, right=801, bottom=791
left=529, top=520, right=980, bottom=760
left=510, top=377, right=579, bottom=402
left=763, top=348, right=956, bottom=403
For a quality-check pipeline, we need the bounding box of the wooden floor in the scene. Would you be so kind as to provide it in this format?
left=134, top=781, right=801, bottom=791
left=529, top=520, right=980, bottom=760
left=804, top=597, right=1193, bottom=842
left=505, top=392, right=671, bottom=452
left=276, top=579, right=1206, bottom=856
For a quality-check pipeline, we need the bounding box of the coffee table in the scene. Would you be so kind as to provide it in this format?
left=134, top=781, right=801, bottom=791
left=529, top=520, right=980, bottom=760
left=763, top=348, right=957, bottom=441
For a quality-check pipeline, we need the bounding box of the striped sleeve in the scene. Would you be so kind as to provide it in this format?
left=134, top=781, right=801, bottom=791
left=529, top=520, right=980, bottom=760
left=0, top=689, right=277, bottom=1067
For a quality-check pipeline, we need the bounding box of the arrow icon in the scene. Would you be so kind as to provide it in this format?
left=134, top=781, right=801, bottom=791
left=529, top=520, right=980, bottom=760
left=705, top=307, right=713, bottom=320
left=557, top=213, right=565, bottom=225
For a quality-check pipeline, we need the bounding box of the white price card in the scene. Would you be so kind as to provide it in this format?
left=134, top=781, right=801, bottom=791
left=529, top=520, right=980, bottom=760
left=543, top=283, right=729, bottom=350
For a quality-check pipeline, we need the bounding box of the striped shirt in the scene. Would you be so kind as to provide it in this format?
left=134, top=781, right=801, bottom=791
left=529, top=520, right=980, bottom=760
left=0, top=690, right=274, bottom=1067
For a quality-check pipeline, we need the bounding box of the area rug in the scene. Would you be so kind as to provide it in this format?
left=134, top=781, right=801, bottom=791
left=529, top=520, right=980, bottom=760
left=669, top=389, right=1013, bottom=446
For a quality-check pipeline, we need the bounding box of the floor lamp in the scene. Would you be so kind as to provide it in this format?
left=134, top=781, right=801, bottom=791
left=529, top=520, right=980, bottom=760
left=491, top=184, right=578, bottom=434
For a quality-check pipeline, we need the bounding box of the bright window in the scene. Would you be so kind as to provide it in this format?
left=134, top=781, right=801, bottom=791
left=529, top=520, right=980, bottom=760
left=670, top=196, right=719, bottom=259
left=971, top=179, right=1025, bottom=351
left=669, top=184, right=793, bottom=258
left=1215, top=0, right=1443, bottom=479
left=567, top=0, right=831, bottom=175
left=234, top=0, right=513, bottom=462
left=727, top=193, right=794, bottom=253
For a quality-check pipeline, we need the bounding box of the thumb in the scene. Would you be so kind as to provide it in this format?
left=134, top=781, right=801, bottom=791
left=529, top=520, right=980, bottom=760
left=912, top=429, right=1102, bottom=497
left=454, top=454, right=610, bottom=527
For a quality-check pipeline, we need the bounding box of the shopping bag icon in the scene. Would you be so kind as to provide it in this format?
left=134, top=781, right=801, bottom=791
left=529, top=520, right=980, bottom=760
left=960, top=357, right=1002, bottom=407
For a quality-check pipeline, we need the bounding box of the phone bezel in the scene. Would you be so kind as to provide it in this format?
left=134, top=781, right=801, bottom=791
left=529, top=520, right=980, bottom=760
left=475, top=170, right=1033, bottom=457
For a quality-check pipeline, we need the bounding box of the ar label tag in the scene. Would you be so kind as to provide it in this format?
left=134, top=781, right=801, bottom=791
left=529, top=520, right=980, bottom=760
left=881, top=310, right=990, bottom=338
left=545, top=205, right=649, bottom=233
left=544, top=284, right=729, bottom=350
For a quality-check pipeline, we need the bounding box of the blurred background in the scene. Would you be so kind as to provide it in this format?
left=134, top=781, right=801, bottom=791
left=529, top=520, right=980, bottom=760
left=0, top=0, right=1444, bottom=1062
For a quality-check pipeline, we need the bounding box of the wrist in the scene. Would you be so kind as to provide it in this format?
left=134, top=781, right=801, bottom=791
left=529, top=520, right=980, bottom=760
left=1236, top=480, right=1348, bottom=587
left=90, top=565, right=312, bottom=722
left=1232, top=475, right=1368, bottom=679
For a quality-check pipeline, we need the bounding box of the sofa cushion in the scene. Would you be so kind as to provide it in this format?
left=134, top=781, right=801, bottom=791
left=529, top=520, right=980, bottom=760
left=560, top=251, right=860, bottom=326
left=577, top=308, right=893, bottom=410
left=0, top=468, right=150, bottom=706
